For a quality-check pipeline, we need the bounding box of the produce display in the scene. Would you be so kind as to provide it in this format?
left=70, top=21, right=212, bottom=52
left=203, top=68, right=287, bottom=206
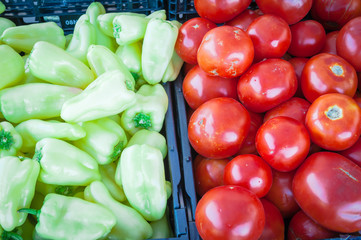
left=175, top=0, right=361, bottom=239
left=0, top=1, right=184, bottom=239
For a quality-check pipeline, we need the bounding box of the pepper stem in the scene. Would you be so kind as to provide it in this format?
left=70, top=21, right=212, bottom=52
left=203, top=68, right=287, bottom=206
left=55, top=186, right=75, bottom=196
left=110, top=141, right=124, bottom=162
left=0, top=129, right=14, bottom=151
left=1, top=231, right=23, bottom=240
left=32, top=148, right=42, bottom=163
left=133, top=112, right=152, bottom=129
left=18, top=208, right=40, bottom=221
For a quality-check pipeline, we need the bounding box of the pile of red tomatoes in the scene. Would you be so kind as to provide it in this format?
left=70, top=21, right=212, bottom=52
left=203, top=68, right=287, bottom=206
left=174, top=0, right=361, bottom=239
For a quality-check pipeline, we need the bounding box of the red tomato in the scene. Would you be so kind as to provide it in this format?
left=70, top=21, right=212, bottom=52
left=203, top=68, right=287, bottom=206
left=358, top=72, right=361, bottom=92
left=237, top=58, right=297, bottom=113
left=246, top=14, right=291, bottom=62
left=265, top=169, right=300, bottom=219
left=287, top=210, right=338, bottom=240
left=195, top=185, right=265, bottom=240
left=193, top=154, right=229, bottom=197
left=311, top=0, right=361, bottom=30
left=225, top=8, right=263, bottom=32
left=305, top=93, right=361, bottom=151
left=288, top=20, right=326, bottom=58
left=197, top=25, right=254, bottom=78
left=263, top=97, right=311, bottom=124
left=223, top=154, right=273, bottom=198
left=182, top=65, right=238, bottom=110
left=301, top=53, right=358, bottom=102
left=338, top=137, right=361, bottom=168
left=194, top=0, right=252, bottom=23
left=175, top=17, right=217, bottom=65
left=259, top=199, right=285, bottom=240
left=256, top=116, right=310, bottom=172
left=237, top=111, right=264, bottom=155
left=255, top=0, right=313, bottom=25
left=288, top=57, right=309, bottom=98
left=321, top=31, right=339, bottom=55
left=292, top=151, right=361, bottom=233
left=188, top=97, right=251, bottom=159
left=337, top=16, right=361, bottom=72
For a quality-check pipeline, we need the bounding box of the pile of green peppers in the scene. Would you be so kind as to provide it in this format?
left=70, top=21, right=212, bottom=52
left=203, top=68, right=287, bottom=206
left=0, top=2, right=183, bottom=239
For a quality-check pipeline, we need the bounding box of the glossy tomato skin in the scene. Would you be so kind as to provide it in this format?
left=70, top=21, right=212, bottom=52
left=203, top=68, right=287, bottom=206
left=237, top=111, right=264, bottom=155
left=175, top=17, right=217, bottom=65
left=223, top=154, right=273, bottom=198
left=311, top=0, right=361, bottom=30
left=188, top=97, right=251, bottom=159
left=237, top=58, right=297, bottom=113
left=288, top=20, right=326, bottom=58
left=288, top=57, right=309, bottom=98
left=287, top=210, right=338, bottom=240
left=301, top=53, right=358, bottom=102
left=305, top=93, right=361, bottom=151
left=194, top=0, right=252, bottom=24
left=195, top=185, right=265, bottom=240
left=339, top=137, right=361, bottom=168
left=263, top=97, right=311, bottom=124
left=292, top=151, right=361, bottom=233
left=193, top=155, right=229, bottom=197
left=259, top=199, right=285, bottom=240
left=265, top=169, right=300, bottom=219
left=337, top=16, right=361, bottom=72
left=225, top=8, right=263, bottom=32
left=321, top=31, right=339, bottom=55
left=255, top=0, right=312, bottom=25
left=246, top=14, right=291, bottom=62
left=197, top=25, right=254, bottom=78
left=182, top=65, right=238, bottom=110
left=256, top=116, right=310, bottom=172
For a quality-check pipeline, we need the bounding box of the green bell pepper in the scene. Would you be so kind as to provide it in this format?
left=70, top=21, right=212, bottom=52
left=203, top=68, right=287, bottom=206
left=73, top=117, right=127, bottom=165
left=0, top=22, right=66, bottom=54
left=61, top=69, right=136, bottom=123
left=120, top=83, right=168, bottom=135
left=65, top=33, right=73, bottom=48
left=0, top=2, right=5, bottom=14
left=115, top=41, right=142, bottom=77
left=19, top=193, right=116, bottom=240
left=0, top=83, right=82, bottom=124
left=99, top=162, right=126, bottom=202
left=21, top=55, right=45, bottom=84
left=0, top=156, right=40, bottom=231
left=28, top=41, right=95, bottom=89
left=15, top=119, right=85, bottom=153
left=127, top=129, right=167, bottom=159
left=141, top=18, right=178, bottom=84
left=98, top=12, right=146, bottom=37
left=0, top=44, right=25, bottom=90
left=145, top=9, right=167, bottom=20
left=84, top=181, right=153, bottom=240
left=162, top=50, right=184, bottom=83
left=33, top=138, right=101, bottom=186
left=150, top=208, right=173, bottom=239
left=0, top=121, right=22, bottom=157
left=113, top=14, right=149, bottom=46
left=117, top=144, right=167, bottom=221
left=0, top=18, right=15, bottom=37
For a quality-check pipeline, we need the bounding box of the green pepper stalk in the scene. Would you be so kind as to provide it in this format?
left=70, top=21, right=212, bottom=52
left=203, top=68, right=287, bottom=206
left=120, top=83, right=168, bottom=135
left=0, top=83, right=82, bottom=124
left=113, top=14, right=149, bottom=46
left=0, top=121, right=22, bottom=157
left=33, top=138, right=101, bottom=186
left=73, top=117, right=128, bottom=165
left=15, top=119, right=86, bottom=153
left=0, top=44, right=25, bottom=90
left=84, top=181, right=153, bottom=240
left=0, top=156, right=40, bottom=231
left=18, top=193, right=116, bottom=240
left=61, top=69, right=136, bottom=123
left=0, top=22, right=66, bottom=54
left=28, top=41, right=95, bottom=89
left=35, top=181, right=83, bottom=197
left=116, top=144, right=167, bottom=221
left=0, top=229, right=23, bottom=240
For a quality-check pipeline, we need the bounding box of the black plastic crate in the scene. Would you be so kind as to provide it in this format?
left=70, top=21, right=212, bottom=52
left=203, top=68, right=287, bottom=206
left=167, top=0, right=198, bottom=23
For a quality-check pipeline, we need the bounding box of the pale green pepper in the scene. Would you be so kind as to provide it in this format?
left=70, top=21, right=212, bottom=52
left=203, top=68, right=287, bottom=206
left=0, top=83, right=82, bottom=123
left=29, top=41, right=95, bottom=89
left=0, top=22, right=66, bottom=53
left=0, top=44, right=25, bottom=90
left=35, top=181, right=84, bottom=197
left=0, top=18, right=15, bottom=37
left=150, top=208, right=173, bottom=239
left=141, top=18, right=178, bottom=84
left=120, top=83, right=168, bottom=135
left=19, top=193, right=116, bottom=240
left=21, top=55, right=45, bottom=84
left=98, top=12, right=146, bottom=37
left=0, top=2, right=5, bottom=14
left=115, top=41, right=142, bottom=77
left=61, top=69, right=136, bottom=123
left=84, top=181, right=153, bottom=240
left=117, top=144, right=167, bottom=221
left=0, top=121, right=22, bottom=157
left=0, top=156, right=40, bottom=231
left=113, top=14, right=149, bottom=45
left=145, top=9, right=167, bottom=20
left=127, top=129, right=167, bottom=159
left=15, top=119, right=86, bottom=153
left=162, top=50, right=184, bottom=83
left=33, top=138, right=101, bottom=186
left=73, top=117, right=127, bottom=165
left=99, top=162, right=126, bottom=202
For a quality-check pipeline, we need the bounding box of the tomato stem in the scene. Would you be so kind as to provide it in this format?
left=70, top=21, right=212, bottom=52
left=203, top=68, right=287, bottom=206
left=324, top=105, right=342, bottom=120
left=331, top=64, right=343, bottom=76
